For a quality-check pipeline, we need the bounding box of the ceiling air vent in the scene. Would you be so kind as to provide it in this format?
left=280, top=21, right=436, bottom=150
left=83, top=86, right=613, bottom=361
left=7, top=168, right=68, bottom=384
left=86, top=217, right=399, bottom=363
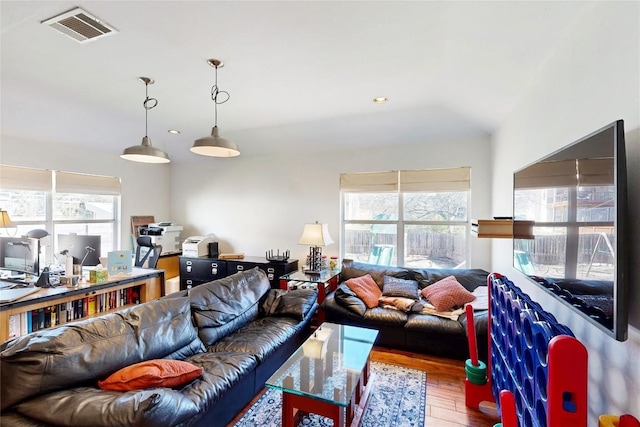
left=41, top=7, right=118, bottom=43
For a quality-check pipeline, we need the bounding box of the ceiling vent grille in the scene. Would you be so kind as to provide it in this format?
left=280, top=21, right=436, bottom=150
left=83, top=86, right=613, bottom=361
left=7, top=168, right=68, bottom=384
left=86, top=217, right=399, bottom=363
left=41, top=7, right=117, bottom=43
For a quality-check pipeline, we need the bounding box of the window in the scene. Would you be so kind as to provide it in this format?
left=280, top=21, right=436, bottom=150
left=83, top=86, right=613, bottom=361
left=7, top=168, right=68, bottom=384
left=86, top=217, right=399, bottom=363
left=340, top=168, right=470, bottom=268
left=0, top=165, right=121, bottom=268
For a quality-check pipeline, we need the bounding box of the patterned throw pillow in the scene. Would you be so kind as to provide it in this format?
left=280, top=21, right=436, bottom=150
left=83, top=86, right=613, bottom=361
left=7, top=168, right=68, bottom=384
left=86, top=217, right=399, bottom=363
left=382, top=276, right=419, bottom=300
left=345, top=274, right=382, bottom=309
left=420, top=275, right=476, bottom=312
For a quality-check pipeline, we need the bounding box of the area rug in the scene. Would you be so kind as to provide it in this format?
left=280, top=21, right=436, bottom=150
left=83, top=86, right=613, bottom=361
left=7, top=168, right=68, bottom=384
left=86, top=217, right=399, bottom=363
left=233, top=362, right=426, bottom=427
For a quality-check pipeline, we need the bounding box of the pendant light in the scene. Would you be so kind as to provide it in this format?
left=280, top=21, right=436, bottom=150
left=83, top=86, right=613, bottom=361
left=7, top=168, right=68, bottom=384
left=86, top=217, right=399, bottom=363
left=191, top=59, right=240, bottom=157
left=121, top=77, right=171, bottom=164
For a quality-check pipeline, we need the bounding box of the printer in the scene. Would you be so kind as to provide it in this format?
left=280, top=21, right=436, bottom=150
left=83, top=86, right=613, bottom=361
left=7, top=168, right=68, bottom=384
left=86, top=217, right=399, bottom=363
left=182, top=236, right=216, bottom=258
left=139, top=222, right=183, bottom=253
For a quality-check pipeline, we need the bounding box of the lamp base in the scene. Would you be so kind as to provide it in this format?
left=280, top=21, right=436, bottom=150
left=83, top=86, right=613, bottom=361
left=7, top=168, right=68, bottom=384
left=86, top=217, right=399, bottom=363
left=306, top=246, right=324, bottom=274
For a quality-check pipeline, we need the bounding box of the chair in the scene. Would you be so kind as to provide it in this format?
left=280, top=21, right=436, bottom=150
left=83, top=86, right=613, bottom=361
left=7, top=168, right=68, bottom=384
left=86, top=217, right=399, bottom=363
left=135, top=236, right=162, bottom=269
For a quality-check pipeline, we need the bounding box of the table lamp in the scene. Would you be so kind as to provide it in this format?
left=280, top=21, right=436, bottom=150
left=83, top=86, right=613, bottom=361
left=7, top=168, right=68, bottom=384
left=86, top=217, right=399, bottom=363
left=298, top=221, right=334, bottom=274
left=0, top=209, right=16, bottom=236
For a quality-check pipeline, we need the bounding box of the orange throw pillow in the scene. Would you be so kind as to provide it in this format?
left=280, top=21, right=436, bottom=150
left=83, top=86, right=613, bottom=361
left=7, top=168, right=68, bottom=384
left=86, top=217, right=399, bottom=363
left=420, top=276, right=476, bottom=312
left=345, top=274, right=382, bottom=309
left=98, top=359, right=203, bottom=391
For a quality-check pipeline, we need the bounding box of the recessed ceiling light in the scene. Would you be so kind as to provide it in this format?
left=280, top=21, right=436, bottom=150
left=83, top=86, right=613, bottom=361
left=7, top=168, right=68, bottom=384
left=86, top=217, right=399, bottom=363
left=168, top=129, right=181, bottom=134
left=373, top=97, right=388, bottom=104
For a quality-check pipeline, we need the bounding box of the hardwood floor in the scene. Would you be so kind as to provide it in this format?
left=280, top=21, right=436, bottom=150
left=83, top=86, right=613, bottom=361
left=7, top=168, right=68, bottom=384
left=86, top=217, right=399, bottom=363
left=227, top=346, right=500, bottom=427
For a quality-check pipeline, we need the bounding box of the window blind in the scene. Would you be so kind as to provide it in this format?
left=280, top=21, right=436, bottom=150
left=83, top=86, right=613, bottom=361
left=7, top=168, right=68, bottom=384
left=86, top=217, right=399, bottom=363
left=56, top=171, right=121, bottom=195
left=577, top=158, right=614, bottom=186
left=0, top=165, right=51, bottom=191
left=399, top=167, right=470, bottom=192
left=340, top=171, right=399, bottom=192
left=514, top=160, right=577, bottom=189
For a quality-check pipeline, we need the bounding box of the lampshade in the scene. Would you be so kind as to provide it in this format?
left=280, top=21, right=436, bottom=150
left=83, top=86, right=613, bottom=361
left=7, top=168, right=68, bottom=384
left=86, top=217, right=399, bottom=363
left=121, top=77, right=171, bottom=164
left=190, top=126, right=240, bottom=157
left=26, top=229, right=49, bottom=239
left=298, top=222, right=334, bottom=247
left=0, top=209, right=15, bottom=228
left=121, top=136, right=171, bottom=163
left=191, top=58, right=240, bottom=158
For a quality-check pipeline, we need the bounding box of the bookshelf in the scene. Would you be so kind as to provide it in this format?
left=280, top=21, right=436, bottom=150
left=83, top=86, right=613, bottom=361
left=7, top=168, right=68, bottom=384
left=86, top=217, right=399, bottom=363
left=471, top=219, right=535, bottom=239
left=0, top=268, right=163, bottom=343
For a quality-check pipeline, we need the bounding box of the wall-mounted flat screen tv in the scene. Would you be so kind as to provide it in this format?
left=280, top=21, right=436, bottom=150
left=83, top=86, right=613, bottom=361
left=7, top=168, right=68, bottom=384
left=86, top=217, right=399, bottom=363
left=513, top=120, right=628, bottom=341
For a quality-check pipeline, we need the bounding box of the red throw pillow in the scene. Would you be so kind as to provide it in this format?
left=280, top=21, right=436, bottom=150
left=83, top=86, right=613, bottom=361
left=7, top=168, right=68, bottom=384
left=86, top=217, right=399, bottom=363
left=98, top=359, right=203, bottom=391
left=420, top=276, right=476, bottom=312
left=345, top=274, right=382, bottom=309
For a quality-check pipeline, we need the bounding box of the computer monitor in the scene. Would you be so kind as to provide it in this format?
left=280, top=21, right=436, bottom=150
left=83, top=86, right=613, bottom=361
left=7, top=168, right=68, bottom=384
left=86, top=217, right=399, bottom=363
left=58, top=234, right=101, bottom=266
left=0, top=236, right=40, bottom=274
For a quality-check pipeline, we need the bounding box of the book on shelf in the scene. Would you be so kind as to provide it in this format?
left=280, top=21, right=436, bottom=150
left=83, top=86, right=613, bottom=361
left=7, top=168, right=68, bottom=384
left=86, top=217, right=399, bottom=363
left=88, top=296, right=97, bottom=316
left=8, top=314, right=20, bottom=339
left=3, top=283, right=145, bottom=339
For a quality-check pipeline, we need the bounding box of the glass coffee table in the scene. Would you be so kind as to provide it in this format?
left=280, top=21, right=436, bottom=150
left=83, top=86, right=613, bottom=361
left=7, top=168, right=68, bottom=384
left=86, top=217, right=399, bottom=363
left=265, top=322, right=379, bottom=427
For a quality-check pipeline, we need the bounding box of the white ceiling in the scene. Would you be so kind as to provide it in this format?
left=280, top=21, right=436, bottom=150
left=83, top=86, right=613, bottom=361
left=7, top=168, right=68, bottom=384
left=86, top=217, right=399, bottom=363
left=1, top=1, right=591, bottom=163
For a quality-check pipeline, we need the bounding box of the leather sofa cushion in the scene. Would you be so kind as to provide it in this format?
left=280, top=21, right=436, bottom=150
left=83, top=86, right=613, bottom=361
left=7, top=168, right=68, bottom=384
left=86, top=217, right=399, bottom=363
left=341, top=259, right=408, bottom=288
left=412, top=268, right=489, bottom=292
left=405, top=313, right=466, bottom=335
left=363, top=306, right=408, bottom=326
left=184, top=351, right=258, bottom=409
left=210, top=317, right=302, bottom=362
left=261, top=288, right=318, bottom=320
left=14, top=386, right=200, bottom=427
left=0, top=297, right=201, bottom=410
left=13, top=351, right=258, bottom=427
left=190, top=268, right=271, bottom=346
left=322, top=292, right=368, bottom=323
left=334, top=283, right=367, bottom=316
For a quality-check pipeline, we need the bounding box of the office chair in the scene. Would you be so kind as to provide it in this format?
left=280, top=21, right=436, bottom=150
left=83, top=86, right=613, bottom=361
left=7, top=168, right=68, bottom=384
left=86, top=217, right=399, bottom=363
left=135, top=236, right=162, bottom=269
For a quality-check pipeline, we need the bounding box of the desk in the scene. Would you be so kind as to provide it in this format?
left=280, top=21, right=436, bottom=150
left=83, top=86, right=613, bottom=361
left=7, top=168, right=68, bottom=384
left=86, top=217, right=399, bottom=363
left=157, top=251, right=181, bottom=280
left=0, top=268, right=164, bottom=343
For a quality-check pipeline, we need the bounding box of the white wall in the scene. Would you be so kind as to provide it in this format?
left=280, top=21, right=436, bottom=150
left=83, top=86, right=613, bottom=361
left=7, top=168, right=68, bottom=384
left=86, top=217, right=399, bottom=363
left=491, top=2, right=640, bottom=422
left=170, top=136, right=493, bottom=269
left=0, top=135, right=172, bottom=252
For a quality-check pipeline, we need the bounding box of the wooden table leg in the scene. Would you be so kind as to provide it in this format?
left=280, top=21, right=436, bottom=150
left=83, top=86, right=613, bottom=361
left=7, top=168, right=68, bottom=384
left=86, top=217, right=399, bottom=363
left=282, top=392, right=295, bottom=427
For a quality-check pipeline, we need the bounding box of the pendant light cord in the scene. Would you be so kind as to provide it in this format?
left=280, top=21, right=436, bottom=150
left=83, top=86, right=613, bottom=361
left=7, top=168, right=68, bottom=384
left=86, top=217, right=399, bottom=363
left=143, top=81, right=158, bottom=137
left=211, top=65, right=230, bottom=127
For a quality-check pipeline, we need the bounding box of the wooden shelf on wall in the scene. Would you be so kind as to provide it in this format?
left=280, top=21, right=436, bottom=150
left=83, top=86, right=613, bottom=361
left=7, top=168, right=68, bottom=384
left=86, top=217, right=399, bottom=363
left=471, top=219, right=535, bottom=239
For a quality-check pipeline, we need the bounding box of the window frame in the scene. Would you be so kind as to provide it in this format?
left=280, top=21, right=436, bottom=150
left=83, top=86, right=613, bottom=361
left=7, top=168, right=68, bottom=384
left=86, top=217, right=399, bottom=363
left=0, top=165, right=121, bottom=267
left=340, top=168, right=471, bottom=268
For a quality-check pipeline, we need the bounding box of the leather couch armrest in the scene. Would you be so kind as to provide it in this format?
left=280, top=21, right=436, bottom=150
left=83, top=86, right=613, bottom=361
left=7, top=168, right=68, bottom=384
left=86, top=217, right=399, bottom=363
left=460, top=309, right=488, bottom=337
left=321, top=292, right=368, bottom=322
left=262, top=289, right=318, bottom=320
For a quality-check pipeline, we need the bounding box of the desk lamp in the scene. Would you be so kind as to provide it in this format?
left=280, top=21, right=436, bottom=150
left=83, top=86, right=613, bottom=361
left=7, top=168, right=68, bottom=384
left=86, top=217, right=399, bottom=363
left=298, top=221, right=334, bottom=274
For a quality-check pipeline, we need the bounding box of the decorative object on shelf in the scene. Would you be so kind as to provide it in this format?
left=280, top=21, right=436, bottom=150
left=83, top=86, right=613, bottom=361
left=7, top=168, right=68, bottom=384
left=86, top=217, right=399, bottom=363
left=471, top=219, right=534, bottom=239
left=191, top=59, right=240, bottom=157
left=298, top=221, right=334, bottom=274
left=266, top=249, right=290, bottom=262
left=121, top=77, right=171, bottom=164
left=218, top=253, right=245, bottom=259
